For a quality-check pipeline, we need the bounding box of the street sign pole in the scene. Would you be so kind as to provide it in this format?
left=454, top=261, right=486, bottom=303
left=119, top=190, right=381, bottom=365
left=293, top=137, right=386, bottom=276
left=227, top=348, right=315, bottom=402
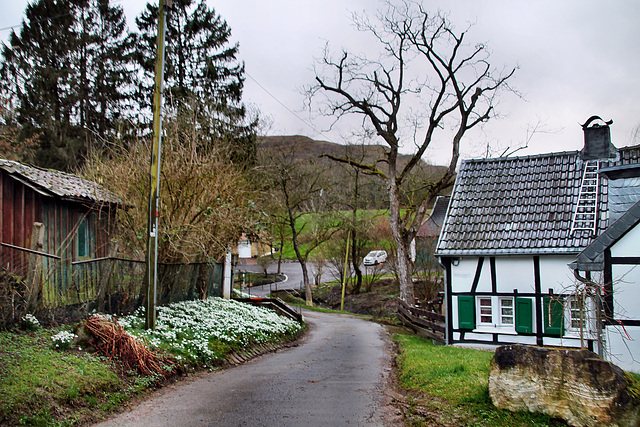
left=145, top=0, right=170, bottom=330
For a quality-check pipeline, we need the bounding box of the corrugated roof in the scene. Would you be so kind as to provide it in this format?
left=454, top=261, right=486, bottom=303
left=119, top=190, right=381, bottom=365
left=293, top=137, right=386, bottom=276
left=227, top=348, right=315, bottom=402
left=436, top=145, right=640, bottom=256
left=0, top=158, right=122, bottom=205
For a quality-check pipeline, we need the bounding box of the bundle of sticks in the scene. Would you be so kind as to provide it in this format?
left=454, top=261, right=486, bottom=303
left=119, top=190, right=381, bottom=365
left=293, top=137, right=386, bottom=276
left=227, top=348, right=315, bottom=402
left=84, top=315, right=182, bottom=378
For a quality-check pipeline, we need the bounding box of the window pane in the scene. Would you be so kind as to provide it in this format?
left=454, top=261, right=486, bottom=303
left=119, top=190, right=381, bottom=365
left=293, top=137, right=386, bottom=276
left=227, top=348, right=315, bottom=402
left=500, top=298, right=514, bottom=326
left=478, top=297, right=493, bottom=324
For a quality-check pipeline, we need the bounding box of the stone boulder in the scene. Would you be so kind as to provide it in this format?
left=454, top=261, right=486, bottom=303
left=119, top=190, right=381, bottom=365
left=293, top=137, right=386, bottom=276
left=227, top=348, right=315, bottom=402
left=488, top=344, right=640, bottom=427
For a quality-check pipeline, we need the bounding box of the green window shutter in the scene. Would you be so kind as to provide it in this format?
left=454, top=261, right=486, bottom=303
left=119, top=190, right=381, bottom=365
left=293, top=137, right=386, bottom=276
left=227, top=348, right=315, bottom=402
left=458, top=295, right=475, bottom=330
left=543, top=296, right=564, bottom=336
left=515, top=297, right=533, bottom=333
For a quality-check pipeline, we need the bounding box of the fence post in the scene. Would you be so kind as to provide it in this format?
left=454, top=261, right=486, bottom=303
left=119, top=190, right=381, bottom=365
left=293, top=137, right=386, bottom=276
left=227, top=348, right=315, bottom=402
left=26, top=222, right=45, bottom=312
left=96, top=243, right=119, bottom=312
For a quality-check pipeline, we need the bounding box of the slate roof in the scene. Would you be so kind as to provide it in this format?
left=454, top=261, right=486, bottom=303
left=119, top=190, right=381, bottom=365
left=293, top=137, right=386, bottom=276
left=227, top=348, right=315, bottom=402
left=417, top=196, right=450, bottom=238
left=436, top=145, right=640, bottom=256
left=0, top=158, right=122, bottom=205
left=570, top=199, right=640, bottom=271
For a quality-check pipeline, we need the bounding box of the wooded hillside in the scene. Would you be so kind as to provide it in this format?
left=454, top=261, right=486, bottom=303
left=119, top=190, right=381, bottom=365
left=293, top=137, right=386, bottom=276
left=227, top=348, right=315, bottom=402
left=259, top=135, right=451, bottom=210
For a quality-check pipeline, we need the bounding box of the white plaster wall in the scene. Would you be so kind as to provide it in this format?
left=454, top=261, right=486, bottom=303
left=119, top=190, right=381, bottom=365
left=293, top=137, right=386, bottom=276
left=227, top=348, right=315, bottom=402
left=538, top=255, right=577, bottom=294
left=451, top=255, right=577, bottom=294
left=494, top=257, right=535, bottom=293
left=474, top=259, right=494, bottom=292
left=611, top=223, right=640, bottom=257
left=237, top=240, right=251, bottom=258
left=605, top=325, right=640, bottom=374
left=450, top=258, right=481, bottom=292
left=612, top=264, right=640, bottom=319
left=452, top=295, right=459, bottom=330
left=542, top=336, right=583, bottom=348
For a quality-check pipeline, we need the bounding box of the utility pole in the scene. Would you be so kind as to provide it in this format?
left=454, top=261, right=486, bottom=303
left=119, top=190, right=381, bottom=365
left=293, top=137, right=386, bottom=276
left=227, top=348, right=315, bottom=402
left=340, top=231, right=351, bottom=312
left=145, top=0, right=171, bottom=330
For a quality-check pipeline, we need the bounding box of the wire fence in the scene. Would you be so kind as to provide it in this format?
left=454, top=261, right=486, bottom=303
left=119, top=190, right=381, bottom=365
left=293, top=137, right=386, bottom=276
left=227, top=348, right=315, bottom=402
left=0, top=243, right=223, bottom=327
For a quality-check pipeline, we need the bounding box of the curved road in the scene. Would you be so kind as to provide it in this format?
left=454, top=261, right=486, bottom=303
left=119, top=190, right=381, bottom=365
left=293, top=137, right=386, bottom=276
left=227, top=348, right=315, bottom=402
left=96, top=310, right=396, bottom=426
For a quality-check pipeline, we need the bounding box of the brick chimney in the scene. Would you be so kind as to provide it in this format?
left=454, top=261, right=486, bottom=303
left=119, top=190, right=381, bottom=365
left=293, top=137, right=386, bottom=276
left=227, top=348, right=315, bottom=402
left=580, top=116, right=616, bottom=160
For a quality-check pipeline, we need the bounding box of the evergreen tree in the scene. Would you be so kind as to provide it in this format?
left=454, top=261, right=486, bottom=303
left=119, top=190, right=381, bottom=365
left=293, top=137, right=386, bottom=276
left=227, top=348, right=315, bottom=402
left=0, top=0, right=135, bottom=170
left=135, top=0, right=257, bottom=165
left=1, top=0, right=78, bottom=169
left=74, top=0, right=136, bottom=145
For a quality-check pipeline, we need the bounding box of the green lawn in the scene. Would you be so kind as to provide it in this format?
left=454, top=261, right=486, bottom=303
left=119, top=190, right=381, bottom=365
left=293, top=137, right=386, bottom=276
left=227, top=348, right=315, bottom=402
left=393, top=333, right=562, bottom=426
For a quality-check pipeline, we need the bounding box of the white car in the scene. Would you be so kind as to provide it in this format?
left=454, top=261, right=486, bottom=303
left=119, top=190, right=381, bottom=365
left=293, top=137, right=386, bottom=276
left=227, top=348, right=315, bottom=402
left=363, top=250, right=387, bottom=266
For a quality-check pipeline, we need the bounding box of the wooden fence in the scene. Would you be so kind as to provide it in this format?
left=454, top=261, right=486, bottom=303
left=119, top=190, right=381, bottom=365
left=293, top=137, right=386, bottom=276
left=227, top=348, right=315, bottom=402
left=0, top=243, right=223, bottom=327
left=397, top=299, right=445, bottom=344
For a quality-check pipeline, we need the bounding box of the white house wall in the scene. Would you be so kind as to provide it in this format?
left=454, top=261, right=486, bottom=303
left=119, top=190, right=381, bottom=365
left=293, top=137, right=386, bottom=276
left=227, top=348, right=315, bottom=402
left=605, top=327, right=640, bottom=374
left=611, top=264, right=640, bottom=319
left=450, top=255, right=575, bottom=294
left=606, top=223, right=640, bottom=374
left=448, top=254, right=585, bottom=348
left=611, top=222, right=640, bottom=257
left=539, top=256, right=579, bottom=294
left=494, top=257, right=535, bottom=293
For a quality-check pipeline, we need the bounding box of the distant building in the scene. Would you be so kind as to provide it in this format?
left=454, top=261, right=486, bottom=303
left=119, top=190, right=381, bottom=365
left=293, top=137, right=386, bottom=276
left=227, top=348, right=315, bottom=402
left=416, top=195, right=450, bottom=267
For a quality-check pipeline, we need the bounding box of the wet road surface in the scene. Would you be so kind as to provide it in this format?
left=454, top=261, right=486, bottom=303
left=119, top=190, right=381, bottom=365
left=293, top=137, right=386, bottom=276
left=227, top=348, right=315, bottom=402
left=95, top=309, right=395, bottom=426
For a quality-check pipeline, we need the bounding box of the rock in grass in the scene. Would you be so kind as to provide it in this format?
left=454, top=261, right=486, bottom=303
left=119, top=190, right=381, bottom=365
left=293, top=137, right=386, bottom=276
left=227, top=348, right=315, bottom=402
left=488, top=344, right=640, bottom=427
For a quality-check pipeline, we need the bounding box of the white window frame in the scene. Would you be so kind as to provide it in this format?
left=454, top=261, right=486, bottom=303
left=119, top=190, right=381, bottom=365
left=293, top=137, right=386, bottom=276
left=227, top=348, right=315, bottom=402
left=564, top=294, right=597, bottom=338
left=475, top=296, right=515, bottom=331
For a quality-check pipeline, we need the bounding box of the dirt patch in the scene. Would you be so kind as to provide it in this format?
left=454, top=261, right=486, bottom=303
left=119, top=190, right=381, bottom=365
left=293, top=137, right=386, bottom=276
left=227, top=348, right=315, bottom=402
left=312, top=278, right=441, bottom=323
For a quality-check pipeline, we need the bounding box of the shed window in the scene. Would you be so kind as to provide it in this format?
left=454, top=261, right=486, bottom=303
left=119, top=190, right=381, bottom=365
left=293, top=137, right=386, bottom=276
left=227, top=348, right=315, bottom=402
left=500, top=299, right=514, bottom=325
left=479, top=298, right=493, bottom=324
left=77, top=217, right=89, bottom=258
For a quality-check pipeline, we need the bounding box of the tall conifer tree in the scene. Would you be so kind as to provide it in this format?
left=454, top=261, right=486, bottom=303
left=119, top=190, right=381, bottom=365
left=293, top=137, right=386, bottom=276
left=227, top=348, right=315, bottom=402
left=0, top=0, right=134, bottom=170
left=134, top=0, right=257, bottom=165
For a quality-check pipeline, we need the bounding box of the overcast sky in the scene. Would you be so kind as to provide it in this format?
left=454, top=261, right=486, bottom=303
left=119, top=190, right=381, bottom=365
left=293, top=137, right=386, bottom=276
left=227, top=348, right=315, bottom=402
left=2, top=0, right=639, bottom=165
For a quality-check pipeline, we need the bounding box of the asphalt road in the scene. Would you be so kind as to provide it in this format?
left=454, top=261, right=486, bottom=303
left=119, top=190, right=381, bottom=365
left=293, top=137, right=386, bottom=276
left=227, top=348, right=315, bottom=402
left=95, top=309, right=396, bottom=427
left=236, top=260, right=388, bottom=298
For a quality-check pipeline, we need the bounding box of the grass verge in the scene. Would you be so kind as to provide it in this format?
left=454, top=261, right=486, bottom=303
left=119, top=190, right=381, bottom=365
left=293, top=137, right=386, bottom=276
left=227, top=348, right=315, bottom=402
left=0, top=298, right=305, bottom=426
left=0, top=327, right=124, bottom=426
left=393, top=333, right=565, bottom=426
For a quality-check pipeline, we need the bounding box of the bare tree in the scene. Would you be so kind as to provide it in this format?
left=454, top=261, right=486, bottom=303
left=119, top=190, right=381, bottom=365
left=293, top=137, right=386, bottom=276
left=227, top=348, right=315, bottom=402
left=258, top=143, right=338, bottom=306
left=307, top=1, right=516, bottom=302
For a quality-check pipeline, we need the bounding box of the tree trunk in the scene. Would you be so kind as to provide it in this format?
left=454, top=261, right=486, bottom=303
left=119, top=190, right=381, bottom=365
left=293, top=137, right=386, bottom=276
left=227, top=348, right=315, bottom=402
left=388, top=176, right=415, bottom=304
left=285, top=192, right=313, bottom=306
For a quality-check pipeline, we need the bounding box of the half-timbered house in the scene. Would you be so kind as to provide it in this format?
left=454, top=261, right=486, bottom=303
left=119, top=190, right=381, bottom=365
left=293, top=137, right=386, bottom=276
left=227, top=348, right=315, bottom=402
left=435, top=117, right=640, bottom=373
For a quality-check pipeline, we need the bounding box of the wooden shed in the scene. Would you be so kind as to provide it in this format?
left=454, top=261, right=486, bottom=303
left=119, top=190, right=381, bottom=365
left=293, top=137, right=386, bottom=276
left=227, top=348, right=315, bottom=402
left=0, top=158, right=121, bottom=308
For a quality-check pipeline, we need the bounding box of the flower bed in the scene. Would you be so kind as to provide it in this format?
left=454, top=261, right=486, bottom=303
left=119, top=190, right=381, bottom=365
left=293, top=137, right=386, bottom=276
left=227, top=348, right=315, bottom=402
left=116, top=297, right=304, bottom=365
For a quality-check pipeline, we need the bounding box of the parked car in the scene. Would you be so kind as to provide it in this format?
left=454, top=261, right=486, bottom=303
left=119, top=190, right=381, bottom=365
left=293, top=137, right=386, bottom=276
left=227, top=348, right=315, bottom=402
left=363, top=250, right=387, bottom=266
